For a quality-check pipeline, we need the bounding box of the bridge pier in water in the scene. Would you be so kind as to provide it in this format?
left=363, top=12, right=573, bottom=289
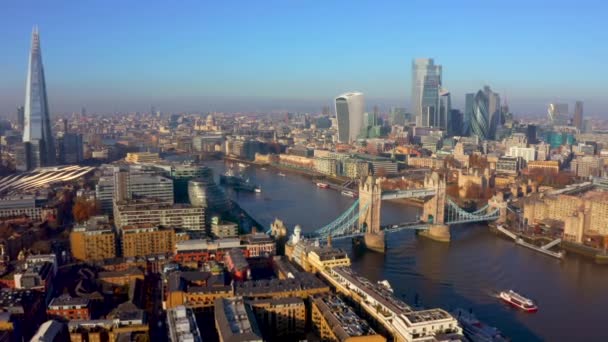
left=420, top=172, right=451, bottom=242
left=359, top=176, right=385, bottom=252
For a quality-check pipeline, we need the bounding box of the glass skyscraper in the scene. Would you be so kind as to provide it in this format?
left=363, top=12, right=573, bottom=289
left=547, top=103, right=569, bottom=126
left=470, top=90, right=490, bottom=140
left=467, top=86, right=501, bottom=140
left=573, top=101, right=584, bottom=129
left=23, top=27, right=55, bottom=168
left=335, top=92, right=364, bottom=143
left=411, top=58, right=442, bottom=127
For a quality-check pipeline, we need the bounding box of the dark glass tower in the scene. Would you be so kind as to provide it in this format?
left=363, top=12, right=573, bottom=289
left=23, top=27, right=55, bottom=167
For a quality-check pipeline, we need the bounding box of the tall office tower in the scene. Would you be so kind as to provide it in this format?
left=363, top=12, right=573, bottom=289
left=389, top=107, right=408, bottom=126
left=483, top=86, right=501, bottom=139
left=335, top=92, right=364, bottom=143
left=547, top=103, right=569, bottom=125
left=448, top=109, right=463, bottom=137
left=57, top=132, right=84, bottom=164
left=526, top=125, right=538, bottom=144
left=23, top=27, right=55, bottom=168
left=470, top=90, right=490, bottom=140
left=411, top=58, right=442, bottom=127
left=438, top=89, right=451, bottom=130
left=16, top=106, right=25, bottom=131
left=573, top=101, right=584, bottom=129
left=463, top=93, right=475, bottom=136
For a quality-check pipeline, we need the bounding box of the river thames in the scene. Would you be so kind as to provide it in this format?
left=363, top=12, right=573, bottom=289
left=209, top=161, right=608, bottom=341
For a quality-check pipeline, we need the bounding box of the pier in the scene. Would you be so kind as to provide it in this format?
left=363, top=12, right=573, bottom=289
left=496, top=225, right=564, bottom=259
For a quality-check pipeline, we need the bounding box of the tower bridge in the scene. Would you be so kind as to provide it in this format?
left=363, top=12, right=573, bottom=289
left=293, top=171, right=507, bottom=252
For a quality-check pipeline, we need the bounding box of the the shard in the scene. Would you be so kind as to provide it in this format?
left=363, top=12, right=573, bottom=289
left=23, top=26, right=55, bottom=167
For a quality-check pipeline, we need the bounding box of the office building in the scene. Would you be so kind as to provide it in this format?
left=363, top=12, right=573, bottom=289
left=469, top=90, right=490, bottom=140
left=571, top=156, right=603, bottom=178
left=448, top=109, right=463, bottom=137
left=0, top=196, right=49, bottom=221
left=125, top=152, right=161, bottom=164
left=463, top=93, right=474, bottom=136
left=57, top=132, right=83, bottom=164
left=485, top=86, right=502, bottom=137
left=389, top=107, right=408, bottom=126
left=23, top=27, right=56, bottom=169
left=412, top=58, right=442, bottom=127
left=16, top=106, right=24, bottom=131
left=548, top=103, right=569, bottom=125
left=335, top=92, right=365, bottom=143
left=508, top=146, right=536, bottom=163
left=96, top=170, right=174, bottom=213
left=526, top=125, right=538, bottom=144
left=70, top=216, right=117, bottom=261
left=188, top=177, right=230, bottom=214
left=574, top=101, right=584, bottom=129
left=496, top=156, right=522, bottom=175
left=113, top=198, right=205, bottom=231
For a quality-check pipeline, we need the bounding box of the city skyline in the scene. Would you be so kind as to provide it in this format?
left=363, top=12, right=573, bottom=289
left=0, top=1, right=606, bottom=116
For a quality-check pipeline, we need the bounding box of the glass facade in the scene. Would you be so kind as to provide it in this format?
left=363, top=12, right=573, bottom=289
left=471, top=90, right=490, bottom=139
left=334, top=92, right=364, bottom=143
left=411, top=58, right=442, bottom=127
left=23, top=27, right=55, bottom=168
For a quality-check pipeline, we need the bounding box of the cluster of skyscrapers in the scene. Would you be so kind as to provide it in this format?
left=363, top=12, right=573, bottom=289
left=333, top=57, right=587, bottom=143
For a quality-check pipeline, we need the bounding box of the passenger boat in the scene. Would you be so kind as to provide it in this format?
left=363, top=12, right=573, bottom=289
left=499, top=290, right=538, bottom=312
left=341, top=190, right=358, bottom=198
left=452, top=308, right=509, bottom=341
left=316, top=182, right=330, bottom=189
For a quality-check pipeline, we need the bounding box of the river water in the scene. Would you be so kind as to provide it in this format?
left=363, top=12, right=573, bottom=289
left=208, top=160, right=608, bottom=341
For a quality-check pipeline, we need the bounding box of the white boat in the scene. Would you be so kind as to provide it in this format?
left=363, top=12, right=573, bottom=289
left=278, top=172, right=286, bottom=177
left=238, top=163, right=248, bottom=168
left=499, top=290, right=538, bottom=312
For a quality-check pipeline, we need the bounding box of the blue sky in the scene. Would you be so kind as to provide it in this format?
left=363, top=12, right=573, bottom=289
left=0, top=0, right=606, bottom=115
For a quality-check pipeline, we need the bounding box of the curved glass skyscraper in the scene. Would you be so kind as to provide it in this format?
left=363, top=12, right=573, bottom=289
left=23, top=27, right=55, bottom=167
left=470, top=90, right=490, bottom=139
left=188, top=168, right=229, bottom=214
left=335, top=92, right=364, bottom=143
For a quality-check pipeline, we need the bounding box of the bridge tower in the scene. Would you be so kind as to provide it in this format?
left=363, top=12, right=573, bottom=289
left=422, top=172, right=446, bottom=224
left=359, top=176, right=385, bottom=252
left=488, top=193, right=508, bottom=224
left=420, top=172, right=451, bottom=242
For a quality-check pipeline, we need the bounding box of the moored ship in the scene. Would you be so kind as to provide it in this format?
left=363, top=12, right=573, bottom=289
left=316, top=182, right=330, bottom=189
left=220, top=169, right=261, bottom=193
left=452, top=308, right=509, bottom=342
left=499, top=290, right=538, bottom=313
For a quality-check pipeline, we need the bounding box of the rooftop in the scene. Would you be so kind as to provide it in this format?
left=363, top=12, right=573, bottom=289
left=332, top=267, right=412, bottom=314
left=48, top=294, right=90, bottom=308
left=214, top=297, right=262, bottom=342
left=313, top=295, right=376, bottom=339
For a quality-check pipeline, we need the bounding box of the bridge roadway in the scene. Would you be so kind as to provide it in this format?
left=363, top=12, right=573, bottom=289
left=316, top=221, right=430, bottom=241
left=381, top=188, right=436, bottom=200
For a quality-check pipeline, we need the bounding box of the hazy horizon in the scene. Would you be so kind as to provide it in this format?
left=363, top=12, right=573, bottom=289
left=1, top=1, right=606, bottom=117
